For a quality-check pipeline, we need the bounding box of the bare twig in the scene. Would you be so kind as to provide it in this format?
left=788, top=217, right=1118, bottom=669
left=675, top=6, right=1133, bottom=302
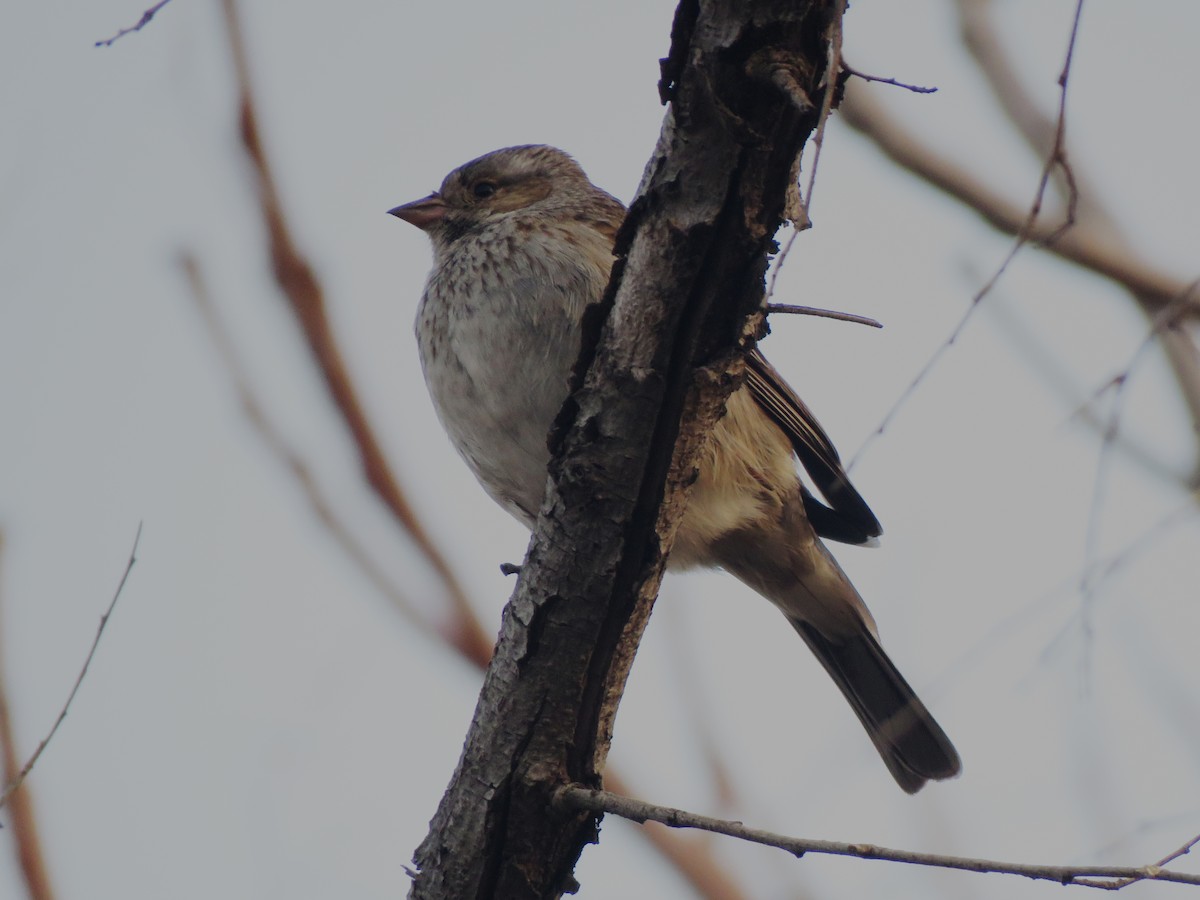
left=841, top=86, right=1200, bottom=313
left=799, top=0, right=847, bottom=218
left=0, top=532, right=58, bottom=900
left=985, top=288, right=1182, bottom=487
left=0, top=525, right=140, bottom=810
left=766, top=303, right=882, bottom=328
left=1077, top=285, right=1200, bottom=650
left=847, top=0, right=1087, bottom=469
left=954, top=0, right=1200, bottom=484
left=765, top=0, right=848, bottom=300
left=218, top=0, right=492, bottom=667
left=841, top=60, right=937, bottom=94
left=956, top=0, right=1084, bottom=213
left=94, top=0, right=174, bottom=47
left=604, top=770, right=749, bottom=900
left=1076, top=833, right=1200, bottom=890
left=1081, top=491, right=1199, bottom=595
left=557, top=785, right=1200, bottom=889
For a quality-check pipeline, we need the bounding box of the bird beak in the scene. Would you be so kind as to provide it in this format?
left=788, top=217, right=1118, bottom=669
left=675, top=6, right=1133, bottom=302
left=388, top=193, right=448, bottom=230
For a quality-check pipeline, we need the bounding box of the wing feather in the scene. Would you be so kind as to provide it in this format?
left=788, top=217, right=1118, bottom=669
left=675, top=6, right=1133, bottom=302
left=745, top=350, right=882, bottom=543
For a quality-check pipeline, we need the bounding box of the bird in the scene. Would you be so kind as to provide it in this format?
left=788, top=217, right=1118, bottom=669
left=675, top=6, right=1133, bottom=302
left=389, top=144, right=960, bottom=793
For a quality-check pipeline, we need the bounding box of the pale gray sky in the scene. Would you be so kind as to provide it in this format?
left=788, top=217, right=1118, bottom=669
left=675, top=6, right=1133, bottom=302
left=2, top=1, right=1198, bottom=898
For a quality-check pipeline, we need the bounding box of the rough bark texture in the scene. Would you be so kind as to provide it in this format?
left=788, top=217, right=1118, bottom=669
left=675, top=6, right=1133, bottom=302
left=409, top=1, right=841, bottom=897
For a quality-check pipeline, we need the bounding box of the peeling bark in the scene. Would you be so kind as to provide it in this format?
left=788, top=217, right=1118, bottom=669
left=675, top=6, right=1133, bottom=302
left=409, top=2, right=842, bottom=897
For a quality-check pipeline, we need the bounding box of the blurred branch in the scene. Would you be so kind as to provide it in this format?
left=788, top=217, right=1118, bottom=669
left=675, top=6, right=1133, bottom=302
left=984, top=286, right=1182, bottom=487
left=840, top=85, right=1199, bottom=315
left=0, top=532, right=57, bottom=900
left=218, top=0, right=492, bottom=667
left=1079, top=489, right=1199, bottom=605
left=1077, top=290, right=1199, bottom=656
left=604, top=770, right=749, bottom=900
left=0, top=524, right=139, bottom=811
left=558, top=785, right=1200, bottom=890
left=661, top=605, right=739, bottom=812
left=954, top=0, right=1200, bottom=484
left=94, top=0, right=174, bottom=47
left=180, top=252, right=437, bottom=637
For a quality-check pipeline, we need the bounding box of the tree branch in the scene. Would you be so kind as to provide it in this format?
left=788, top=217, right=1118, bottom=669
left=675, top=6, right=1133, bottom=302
left=0, top=531, right=58, bottom=900
left=557, top=785, right=1200, bottom=890
left=408, top=1, right=843, bottom=896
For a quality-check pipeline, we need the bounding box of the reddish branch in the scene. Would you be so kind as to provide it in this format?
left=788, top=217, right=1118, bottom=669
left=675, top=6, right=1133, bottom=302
left=0, top=533, right=57, bottom=900
left=218, top=0, right=491, bottom=666
left=0, top=528, right=139, bottom=899
left=839, top=86, right=1196, bottom=314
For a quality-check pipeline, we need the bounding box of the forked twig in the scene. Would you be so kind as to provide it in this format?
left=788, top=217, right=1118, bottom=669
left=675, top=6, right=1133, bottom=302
left=558, top=785, right=1200, bottom=890
left=848, top=0, right=1087, bottom=470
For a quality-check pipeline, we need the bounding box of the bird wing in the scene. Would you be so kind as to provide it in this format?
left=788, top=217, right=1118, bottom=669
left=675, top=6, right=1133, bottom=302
left=745, top=350, right=882, bottom=544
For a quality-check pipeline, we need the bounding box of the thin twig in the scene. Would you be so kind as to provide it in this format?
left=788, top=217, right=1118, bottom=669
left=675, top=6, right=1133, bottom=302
left=955, top=0, right=1200, bottom=484
left=94, top=0, right=174, bottom=47
left=984, top=286, right=1182, bottom=487
left=1081, top=491, right=1199, bottom=595
left=1076, top=833, right=1200, bottom=890
left=0, top=525, right=141, bottom=809
left=557, top=785, right=1200, bottom=889
left=765, top=0, right=848, bottom=301
left=841, top=60, right=937, bottom=94
left=766, top=303, right=882, bottom=328
left=0, top=531, right=58, bottom=900
left=840, top=86, right=1199, bottom=314
left=801, top=0, right=847, bottom=217
left=603, top=770, right=750, bottom=900
left=848, top=0, right=1086, bottom=470
left=1077, top=285, right=1200, bottom=652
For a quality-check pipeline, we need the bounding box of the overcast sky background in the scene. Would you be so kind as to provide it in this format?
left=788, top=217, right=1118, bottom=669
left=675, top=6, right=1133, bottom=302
left=2, top=1, right=1199, bottom=898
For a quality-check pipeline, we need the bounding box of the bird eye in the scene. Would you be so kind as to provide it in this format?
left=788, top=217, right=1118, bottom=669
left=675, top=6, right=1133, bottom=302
left=472, top=181, right=497, bottom=199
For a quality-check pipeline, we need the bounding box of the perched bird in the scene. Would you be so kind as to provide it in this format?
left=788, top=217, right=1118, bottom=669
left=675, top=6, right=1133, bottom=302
left=390, top=145, right=960, bottom=792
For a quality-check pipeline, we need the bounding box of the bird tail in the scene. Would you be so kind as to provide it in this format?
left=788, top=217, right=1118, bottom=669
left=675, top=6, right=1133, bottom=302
left=789, top=618, right=961, bottom=793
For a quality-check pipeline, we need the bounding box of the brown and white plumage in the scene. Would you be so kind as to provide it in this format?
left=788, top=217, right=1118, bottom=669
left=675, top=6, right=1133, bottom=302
left=390, top=144, right=960, bottom=792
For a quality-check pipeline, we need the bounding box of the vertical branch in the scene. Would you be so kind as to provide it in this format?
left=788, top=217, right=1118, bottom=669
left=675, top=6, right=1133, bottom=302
left=0, top=533, right=57, bottom=900
left=409, top=1, right=842, bottom=896
left=217, top=0, right=493, bottom=665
